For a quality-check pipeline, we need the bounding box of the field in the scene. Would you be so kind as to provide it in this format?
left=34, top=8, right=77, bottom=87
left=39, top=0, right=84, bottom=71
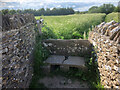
left=35, top=13, right=106, bottom=39
left=105, top=12, right=120, bottom=22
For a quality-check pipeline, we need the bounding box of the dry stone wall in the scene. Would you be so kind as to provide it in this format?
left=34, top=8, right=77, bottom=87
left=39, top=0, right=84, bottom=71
left=89, top=20, right=120, bottom=88
left=42, top=39, right=92, bottom=56
left=0, top=12, right=2, bottom=90
left=2, top=14, right=36, bottom=31
left=1, top=14, right=36, bottom=88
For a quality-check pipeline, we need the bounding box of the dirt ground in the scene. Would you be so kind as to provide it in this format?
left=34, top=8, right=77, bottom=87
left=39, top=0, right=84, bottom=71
left=39, top=75, right=90, bottom=89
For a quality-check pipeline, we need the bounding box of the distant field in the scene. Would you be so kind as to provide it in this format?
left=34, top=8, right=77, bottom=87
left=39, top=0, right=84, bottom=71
left=105, top=12, right=119, bottom=22
left=35, top=13, right=106, bottom=39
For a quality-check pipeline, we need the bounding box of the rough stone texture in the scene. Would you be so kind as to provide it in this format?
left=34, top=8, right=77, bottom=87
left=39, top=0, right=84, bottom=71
left=89, top=21, right=120, bottom=89
left=2, top=14, right=36, bottom=31
left=44, top=55, right=86, bottom=72
left=63, top=56, right=85, bottom=68
left=42, top=39, right=92, bottom=56
left=45, top=55, right=65, bottom=65
left=0, top=12, right=2, bottom=90
left=2, top=14, right=36, bottom=88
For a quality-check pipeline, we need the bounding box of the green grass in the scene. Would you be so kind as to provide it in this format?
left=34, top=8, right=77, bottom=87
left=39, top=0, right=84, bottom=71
left=105, top=12, right=119, bottom=22
left=36, top=13, right=106, bottom=39
left=29, top=33, right=50, bottom=89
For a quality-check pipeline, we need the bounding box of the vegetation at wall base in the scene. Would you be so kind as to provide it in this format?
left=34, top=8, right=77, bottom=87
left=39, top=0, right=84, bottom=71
left=29, top=31, right=50, bottom=88
left=47, top=48, right=104, bottom=89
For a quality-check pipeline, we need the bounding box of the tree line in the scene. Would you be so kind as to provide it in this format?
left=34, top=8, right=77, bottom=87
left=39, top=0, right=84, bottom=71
left=1, top=8, right=75, bottom=16
left=76, top=4, right=119, bottom=14
left=88, top=4, right=119, bottom=14
left=1, top=3, right=120, bottom=16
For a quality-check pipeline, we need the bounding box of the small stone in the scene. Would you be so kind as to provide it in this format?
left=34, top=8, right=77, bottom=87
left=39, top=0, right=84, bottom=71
left=59, top=80, right=66, bottom=85
left=67, top=79, right=72, bottom=84
left=114, top=65, right=119, bottom=71
left=48, top=43, right=52, bottom=46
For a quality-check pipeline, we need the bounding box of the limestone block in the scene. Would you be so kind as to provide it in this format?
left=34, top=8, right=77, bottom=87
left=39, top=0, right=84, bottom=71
left=113, top=31, right=120, bottom=41
left=116, top=35, right=120, bottom=44
left=110, top=26, right=120, bottom=40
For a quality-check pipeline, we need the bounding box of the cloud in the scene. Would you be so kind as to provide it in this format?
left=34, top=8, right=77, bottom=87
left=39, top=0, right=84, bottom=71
left=57, top=5, right=62, bottom=8
left=72, top=5, right=76, bottom=8
left=75, top=6, right=91, bottom=11
left=1, top=0, right=119, bottom=3
left=8, top=5, right=15, bottom=8
left=0, top=2, right=6, bottom=7
left=0, top=0, right=119, bottom=11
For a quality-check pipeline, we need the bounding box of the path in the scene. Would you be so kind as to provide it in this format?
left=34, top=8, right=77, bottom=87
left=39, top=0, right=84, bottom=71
left=39, top=75, right=89, bottom=89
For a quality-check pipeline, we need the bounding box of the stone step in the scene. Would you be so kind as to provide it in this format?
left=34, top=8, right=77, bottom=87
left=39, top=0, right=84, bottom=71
left=42, top=55, right=86, bottom=72
left=63, top=56, right=85, bottom=67
left=44, top=55, right=65, bottom=65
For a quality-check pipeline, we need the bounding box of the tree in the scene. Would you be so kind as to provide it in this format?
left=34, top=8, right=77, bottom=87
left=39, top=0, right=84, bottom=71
left=88, top=6, right=98, bottom=13
left=2, top=9, right=9, bottom=15
left=40, top=8, right=45, bottom=15
left=99, top=4, right=115, bottom=14
left=9, top=9, right=16, bottom=14
left=114, top=6, right=120, bottom=12
left=1, top=8, right=75, bottom=16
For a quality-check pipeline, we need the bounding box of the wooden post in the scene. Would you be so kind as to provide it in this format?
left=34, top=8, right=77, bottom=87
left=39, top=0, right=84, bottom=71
left=36, top=18, right=43, bottom=35
left=84, top=31, right=86, bottom=40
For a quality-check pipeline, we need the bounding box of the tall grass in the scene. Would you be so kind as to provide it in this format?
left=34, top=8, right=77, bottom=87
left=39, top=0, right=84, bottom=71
left=29, top=33, right=50, bottom=88
left=105, top=12, right=119, bottom=22
left=36, top=13, right=106, bottom=39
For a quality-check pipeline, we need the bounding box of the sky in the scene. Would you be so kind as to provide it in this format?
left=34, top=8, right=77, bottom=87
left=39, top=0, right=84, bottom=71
left=0, top=0, right=119, bottom=11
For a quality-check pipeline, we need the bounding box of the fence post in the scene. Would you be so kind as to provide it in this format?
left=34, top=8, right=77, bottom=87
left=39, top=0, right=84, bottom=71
left=36, top=18, right=43, bottom=35
left=84, top=31, right=86, bottom=40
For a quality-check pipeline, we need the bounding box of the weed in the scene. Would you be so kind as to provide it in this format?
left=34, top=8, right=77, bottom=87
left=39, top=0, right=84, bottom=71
left=29, top=31, right=50, bottom=88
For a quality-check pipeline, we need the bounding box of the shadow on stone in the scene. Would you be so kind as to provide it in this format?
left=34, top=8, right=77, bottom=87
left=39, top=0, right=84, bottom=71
left=50, top=65, right=60, bottom=72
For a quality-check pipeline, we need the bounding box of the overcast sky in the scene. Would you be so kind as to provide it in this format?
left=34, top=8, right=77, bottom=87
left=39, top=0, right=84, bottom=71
left=0, top=0, right=119, bottom=11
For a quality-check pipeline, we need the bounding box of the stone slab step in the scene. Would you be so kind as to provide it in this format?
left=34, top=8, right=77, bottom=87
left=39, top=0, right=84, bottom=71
left=45, top=55, right=65, bottom=65
left=63, top=56, right=85, bottom=67
left=44, top=55, right=86, bottom=70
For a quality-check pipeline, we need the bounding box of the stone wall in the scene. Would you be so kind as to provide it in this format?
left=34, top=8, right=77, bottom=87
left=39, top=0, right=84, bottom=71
left=42, top=39, right=92, bottom=56
left=1, top=14, right=36, bottom=88
left=2, top=14, right=36, bottom=31
left=89, top=20, right=120, bottom=88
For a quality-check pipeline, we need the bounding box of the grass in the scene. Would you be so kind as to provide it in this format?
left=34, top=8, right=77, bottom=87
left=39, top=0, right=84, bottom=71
left=105, top=12, right=120, bottom=22
left=36, top=13, right=106, bottom=39
left=29, top=32, right=50, bottom=89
